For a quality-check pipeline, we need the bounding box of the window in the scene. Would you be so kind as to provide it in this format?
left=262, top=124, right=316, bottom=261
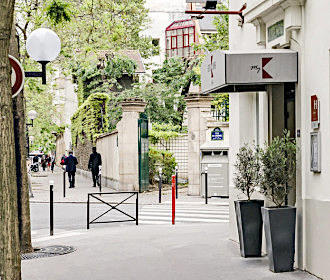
left=165, top=19, right=196, bottom=58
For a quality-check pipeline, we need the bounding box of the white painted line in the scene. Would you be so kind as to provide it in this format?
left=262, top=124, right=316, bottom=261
left=139, top=216, right=229, bottom=223
left=32, top=231, right=84, bottom=242
left=141, top=208, right=229, bottom=213
left=163, top=201, right=229, bottom=206
left=139, top=212, right=229, bottom=218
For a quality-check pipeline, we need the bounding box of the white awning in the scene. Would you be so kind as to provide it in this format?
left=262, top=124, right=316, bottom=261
left=201, top=50, right=298, bottom=94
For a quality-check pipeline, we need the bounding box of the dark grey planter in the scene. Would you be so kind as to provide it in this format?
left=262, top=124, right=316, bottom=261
left=262, top=206, right=296, bottom=273
left=235, top=200, right=264, bottom=257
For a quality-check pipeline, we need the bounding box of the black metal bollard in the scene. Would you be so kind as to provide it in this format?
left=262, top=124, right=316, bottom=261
left=87, top=194, right=90, bottom=230
left=205, top=167, right=208, bottom=205
left=50, top=180, right=54, bottom=236
left=63, top=171, right=66, bottom=198
left=136, top=193, right=139, bottom=226
left=175, top=166, right=178, bottom=199
left=158, top=168, right=162, bottom=204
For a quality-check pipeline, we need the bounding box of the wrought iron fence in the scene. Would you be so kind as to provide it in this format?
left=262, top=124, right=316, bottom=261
left=87, top=192, right=138, bottom=229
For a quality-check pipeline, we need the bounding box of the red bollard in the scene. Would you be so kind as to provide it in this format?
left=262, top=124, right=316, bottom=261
left=172, top=175, right=176, bottom=225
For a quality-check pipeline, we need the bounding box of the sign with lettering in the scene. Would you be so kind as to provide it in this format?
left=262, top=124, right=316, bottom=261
left=311, top=95, right=319, bottom=129
left=201, top=50, right=298, bottom=94
left=211, top=127, right=223, bottom=141
left=310, top=132, right=321, bottom=173
left=268, top=20, right=284, bottom=42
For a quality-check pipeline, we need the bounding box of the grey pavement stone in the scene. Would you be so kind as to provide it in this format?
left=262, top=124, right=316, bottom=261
left=29, top=167, right=218, bottom=205
left=22, top=223, right=317, bottom=280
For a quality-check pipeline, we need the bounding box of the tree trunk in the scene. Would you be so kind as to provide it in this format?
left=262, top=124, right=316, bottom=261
left=9, top=22, right=33, bottom=254
left=0, top=0, right=22, bottom=279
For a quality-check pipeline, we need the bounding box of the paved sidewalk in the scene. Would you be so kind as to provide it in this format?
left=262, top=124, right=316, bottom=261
left=29, top=168, right=224, bottom=205
left=22, top=223, right=317, bottom=280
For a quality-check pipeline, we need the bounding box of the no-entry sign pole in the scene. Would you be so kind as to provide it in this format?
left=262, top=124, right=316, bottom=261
left=172, top=175, right=176, bottom=225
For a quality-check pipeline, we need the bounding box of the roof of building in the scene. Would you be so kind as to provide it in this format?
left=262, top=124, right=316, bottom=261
left=97, top=50, right=145, bottom=74
left=166, top=19, right=195, bottom=31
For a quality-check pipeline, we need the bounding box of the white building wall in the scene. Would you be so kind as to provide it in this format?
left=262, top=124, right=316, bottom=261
left=142, top=0, right=188, bottom=77
left=229, top=0, right=330, bottom=278
left=54, top=76, right=78, bottom=154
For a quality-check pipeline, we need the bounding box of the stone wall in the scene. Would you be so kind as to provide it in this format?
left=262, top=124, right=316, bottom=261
left=74, top=137, right=93, bottom=171
left=55, top=133, right=65, bottom=166
left=96, top=130, right=120, bottom=190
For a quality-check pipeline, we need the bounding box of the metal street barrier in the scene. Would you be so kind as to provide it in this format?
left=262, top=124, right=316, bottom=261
left=49, top=180, right=54, bottom=236
left=172, top=175, right=175, bottom=225
left=63, top=171, right=66, bottom=198
left=87, top=192, right=138, bottom=229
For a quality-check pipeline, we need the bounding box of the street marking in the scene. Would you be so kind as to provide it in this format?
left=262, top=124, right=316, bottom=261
left=139, top=202, right=229, bottom=225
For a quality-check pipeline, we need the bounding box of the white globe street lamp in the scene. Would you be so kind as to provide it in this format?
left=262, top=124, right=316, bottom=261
left=25, top=28, right=61, bottom=84
left=27, top=110, right=38, bottom=121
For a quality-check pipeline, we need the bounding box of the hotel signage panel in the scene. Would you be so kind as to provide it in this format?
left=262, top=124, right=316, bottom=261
left=201, top=50, right=298, bottom=94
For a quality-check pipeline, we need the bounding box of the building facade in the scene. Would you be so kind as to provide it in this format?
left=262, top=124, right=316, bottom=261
left=225, top=0, right=330, bottom=278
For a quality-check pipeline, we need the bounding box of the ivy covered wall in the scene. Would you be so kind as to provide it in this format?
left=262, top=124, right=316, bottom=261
left=71, top=92, right=110, bottom=146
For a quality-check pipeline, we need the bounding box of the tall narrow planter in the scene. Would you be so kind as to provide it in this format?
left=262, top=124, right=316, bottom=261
left=235, top=200, right=264, bottom=257
left=262, top=206, right=296, bottom=273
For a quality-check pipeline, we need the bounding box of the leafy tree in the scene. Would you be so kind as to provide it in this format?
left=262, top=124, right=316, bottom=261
left=0, top=1, right=22, bottom=278
left=212, top=93, right=229, bottom=121
left=193, top=2, right=229, bottom=53
left=260, top=131, right=296, bottom=207
left=233, top=144, right=261, bottom=200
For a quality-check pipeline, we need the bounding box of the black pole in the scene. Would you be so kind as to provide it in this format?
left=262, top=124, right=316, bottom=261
left=175, top=167, right=178, bottom=199
left=205, top=170, right=208, bottom=205
left=87, top=194, right=90, bottom=230
left=50, top=181, right=54, bottom=236
left=159, top=172, right=162, bottom=203
left=99, top=172, right=102, bottom=194
left=63, top=171, right=66, bottom=198
left=136, top=193, right=139, bottom=226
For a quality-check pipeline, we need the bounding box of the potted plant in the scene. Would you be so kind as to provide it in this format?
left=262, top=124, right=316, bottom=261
left=260, top=131, right=296, bottom=272
left=233, top=144, right=264, bottom=258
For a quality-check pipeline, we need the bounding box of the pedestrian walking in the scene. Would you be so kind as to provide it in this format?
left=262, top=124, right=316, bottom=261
left=64, top=151, right=78, bottom=188
left=47, top=154, right=51, bottom=171
left=41, top=155, right=47, bottom=171
left=51, top=154, right=55, bottom=173
left=88, top=147, right=102, bottom=188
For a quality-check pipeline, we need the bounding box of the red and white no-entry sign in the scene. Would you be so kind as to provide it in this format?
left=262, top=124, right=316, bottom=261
left=9, top=55, right=25, bottom=98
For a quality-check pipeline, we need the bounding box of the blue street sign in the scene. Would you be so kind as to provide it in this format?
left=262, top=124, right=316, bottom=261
left=211, top=127, right=223, bottom=141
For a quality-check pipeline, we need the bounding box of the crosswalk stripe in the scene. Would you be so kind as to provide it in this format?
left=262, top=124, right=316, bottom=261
left=140, top=216, right=228, bottom=223
left=139, top=212, right=229, bottom=218
left=139, top=201, right=229, bottom=225
left=141, top=208, right=229, bottom=214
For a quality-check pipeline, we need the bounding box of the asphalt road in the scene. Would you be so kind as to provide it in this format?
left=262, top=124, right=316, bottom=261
left=30, top=202, right=137, bottom=233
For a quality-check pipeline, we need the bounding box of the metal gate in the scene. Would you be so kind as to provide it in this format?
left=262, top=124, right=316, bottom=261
left=138, top=113, right=149, bottom=192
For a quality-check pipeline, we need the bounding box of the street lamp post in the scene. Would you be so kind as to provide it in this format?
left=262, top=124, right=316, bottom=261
left=26, top=110, right=38, bottom=157
left=25, top=28, right=61, bottom=85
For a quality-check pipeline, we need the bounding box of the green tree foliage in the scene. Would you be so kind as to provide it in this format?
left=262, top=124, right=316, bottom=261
left=149, top=148, right=176, bottom=184
left=25, top=78, right=61, bottom=153
left=194, top=2, right=229, bottom=53
left=260, top=131, right=296, bottom=207
left=233, top=144, right=261, bottom=200
left=46, top=0, right=72, bottom=25
left=149, top=123, right=180, bottom=147
left=71, top=92, right=109, bottom=146
left=15, top=0, right=154, bottom=152
left=74, top=54, right=137, bottom=104
left=148, top=123, right=179, bottom=184
left=212, top=93, right=229, bottom=121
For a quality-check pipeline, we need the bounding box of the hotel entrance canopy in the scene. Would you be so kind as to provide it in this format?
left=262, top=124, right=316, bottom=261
left=201, top=50, right=298, bottom=94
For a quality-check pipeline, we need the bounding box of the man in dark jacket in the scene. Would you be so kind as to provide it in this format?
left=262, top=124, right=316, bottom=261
left=88, top=147, right=102, bottom=187
left=64, top=151, right=78, bottom=188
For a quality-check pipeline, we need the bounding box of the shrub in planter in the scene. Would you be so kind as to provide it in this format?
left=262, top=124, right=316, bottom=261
left=260, top=131, right=296, bottom=272
left=233, top=144, right=264, bottom=258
